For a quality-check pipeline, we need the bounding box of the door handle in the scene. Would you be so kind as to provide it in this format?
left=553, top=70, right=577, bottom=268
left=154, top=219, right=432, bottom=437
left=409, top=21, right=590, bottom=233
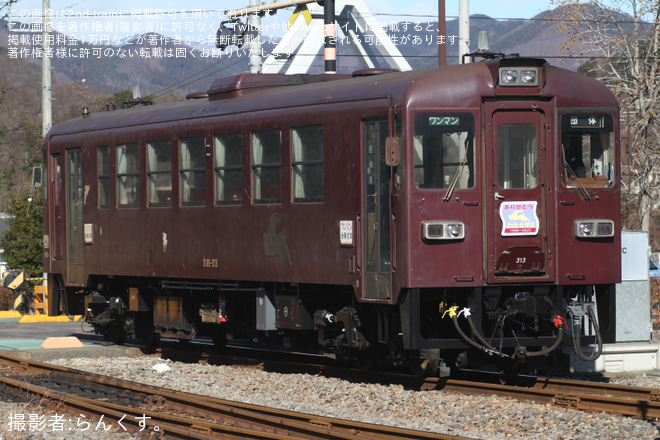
left=495, top=192, right=506, bottom=200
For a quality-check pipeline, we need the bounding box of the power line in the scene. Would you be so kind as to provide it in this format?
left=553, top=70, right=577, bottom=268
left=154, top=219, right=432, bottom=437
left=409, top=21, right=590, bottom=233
left=0, top=0, right=20, bottom=20
left=373, top=12, right=648, bottom=25
left=150, top=56, right=244, bottom=98
left=150, top=49, right=647, bottom=97
left=6, top=4, right=649, bottom=96
left=3, top=4, right=652, bottom=25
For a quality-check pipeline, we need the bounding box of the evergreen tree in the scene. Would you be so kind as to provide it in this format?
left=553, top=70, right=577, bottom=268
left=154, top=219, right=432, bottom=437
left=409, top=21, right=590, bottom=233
left=0, top=188, right=43, bottom=278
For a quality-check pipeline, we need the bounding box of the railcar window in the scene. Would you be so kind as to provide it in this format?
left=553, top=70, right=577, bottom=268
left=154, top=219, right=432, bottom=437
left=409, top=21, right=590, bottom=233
left=252, top=130, right=282, bottom=204
left=53, top=155, right=61, bottom=207
left=180, top=136, right=207, bottom=206
left=364, top=121, right=390, bottom=274
left=147, top=140, right=172, bottom=207
left=214, top=133, right=243, bottom=205
left=497, top=124, right=538, bottom=189
left=292, top=125, right=324, bottom=203
left=97, top=146, right=110, bottom=209
left=561, top=114, right=615, bottom=188
left=117, top=143, right=139, bottom=208
left=413, top=113, right=475, bottom=189
left=394, top=115, right=403, bottom=190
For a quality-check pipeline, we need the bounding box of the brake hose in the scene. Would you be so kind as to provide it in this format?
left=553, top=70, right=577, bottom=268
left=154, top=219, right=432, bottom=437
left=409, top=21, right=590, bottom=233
left=570, top=304, right=603, bottom=362
left=464, top=313, right=564, bottom=358
left=449, top=307, right=564, bottom=359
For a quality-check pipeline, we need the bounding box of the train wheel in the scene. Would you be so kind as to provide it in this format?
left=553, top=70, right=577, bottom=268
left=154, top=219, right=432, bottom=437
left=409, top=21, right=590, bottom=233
left=139, top=316, right=159, bottom=349
left=408, top=357, right=439, bottom=377
left=211, top=327, right=227, bottom=350
left=408, top=348, right=441, bottom=377
left=354, top=344, right=385, bottom=371
left=142, top=329, right=160, bottom=349
left=108, top=324, right=127, bottom=346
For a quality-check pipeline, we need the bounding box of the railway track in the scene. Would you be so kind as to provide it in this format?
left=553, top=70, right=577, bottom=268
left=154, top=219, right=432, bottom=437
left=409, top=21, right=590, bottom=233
left=164, top=344, right=660, bottom=422
left=434, top=371, right=660, bottom=420
left=155, top=343, right=660, bottom=421
left=0, top=352, right=475, bottom=440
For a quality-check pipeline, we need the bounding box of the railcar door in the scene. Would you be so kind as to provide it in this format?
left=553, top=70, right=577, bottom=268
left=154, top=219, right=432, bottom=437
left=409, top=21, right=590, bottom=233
left=485, top=103, right=556, bottom=283
left=66, top=149, right=85, bottom=284
left=363, top=120, right=391, bottom=299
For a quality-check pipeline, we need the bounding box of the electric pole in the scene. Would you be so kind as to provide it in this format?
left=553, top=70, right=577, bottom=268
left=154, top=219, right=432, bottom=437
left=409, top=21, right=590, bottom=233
left=42, top=0, right=52, bottom=137
left=248, top=0, right=262, bottom=73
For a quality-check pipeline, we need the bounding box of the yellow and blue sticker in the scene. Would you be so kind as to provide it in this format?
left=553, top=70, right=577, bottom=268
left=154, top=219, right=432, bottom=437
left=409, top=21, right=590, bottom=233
left=499, top=201, right=539, bottom=236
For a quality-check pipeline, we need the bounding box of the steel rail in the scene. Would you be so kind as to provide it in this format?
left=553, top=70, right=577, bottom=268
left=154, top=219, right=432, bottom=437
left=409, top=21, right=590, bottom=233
left=8, top=349, right=658, bottom=421
left=0, top=373, right=374, bottom=440
left=0, top=352, right=476, bottom=440
left=434, top=377, right=660, bottom=420
left=0, top=375, right=219, bottom=439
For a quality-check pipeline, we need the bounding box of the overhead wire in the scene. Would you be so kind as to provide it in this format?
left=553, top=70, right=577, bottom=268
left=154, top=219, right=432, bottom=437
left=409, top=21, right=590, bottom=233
left=149, top=56, right=244, bottom=98
left=0, top=0, right=20, bottom=21
left=4, top=4, right=650, bottom=96
left=144, top=6, right=651, bottom=96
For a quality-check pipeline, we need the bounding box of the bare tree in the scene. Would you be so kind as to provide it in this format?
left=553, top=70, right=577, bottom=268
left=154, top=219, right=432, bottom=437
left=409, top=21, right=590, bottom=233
left=550, top=0, right=660, bottom=231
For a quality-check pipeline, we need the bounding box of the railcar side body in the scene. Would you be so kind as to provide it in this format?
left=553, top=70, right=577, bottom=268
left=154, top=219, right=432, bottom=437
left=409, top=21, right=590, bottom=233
left=41, top=57, right=621, bottom=374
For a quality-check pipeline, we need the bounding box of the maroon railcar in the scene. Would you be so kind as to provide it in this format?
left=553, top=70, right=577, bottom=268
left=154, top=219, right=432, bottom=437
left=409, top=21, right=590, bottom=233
left=41, top=57, right=620, bottom=374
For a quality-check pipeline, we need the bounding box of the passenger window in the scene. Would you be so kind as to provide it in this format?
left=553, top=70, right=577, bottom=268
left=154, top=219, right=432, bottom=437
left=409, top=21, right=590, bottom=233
left=214, top=134, right=243, bottom=205
left=54, top=154, right=61, bottom=207
left=97, top=146, right=110, bottom=209
left=413, top=113, right=475, bottom=189
left=147, top=140, right=172, bottom=207
left=498, top=124, right=537, bottom=189
left=561, top=114, right=615, bottom=188
left=117, top=143, right=139, bottom=208
left=394, top=115, right=403, bottom=190
left=251, top=130, right=282, bottom=204
left=292, top=125, right=323, bottom=202
left=180, top=136, right=207, bottom=206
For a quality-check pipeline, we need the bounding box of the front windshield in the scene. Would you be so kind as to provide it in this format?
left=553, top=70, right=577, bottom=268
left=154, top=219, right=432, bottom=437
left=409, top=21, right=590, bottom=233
left=561, top=113, right=615, bottom=188
left=413, top=113, right=475, bottom=190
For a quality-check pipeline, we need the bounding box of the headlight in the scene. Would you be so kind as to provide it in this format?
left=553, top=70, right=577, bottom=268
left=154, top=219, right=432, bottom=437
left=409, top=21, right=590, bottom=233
left=574, top=219, right=615, bottom=238
left=579, top=222, right=594, bottom=236
left=500, top=70, right=518, bottom=85
left=446, top=224, right=464, bottom=238
left=520, top=69, right=537, bottom=84
left=422, top=221, right=465, bottom=241
left=499, top=67, right=539, bottom=87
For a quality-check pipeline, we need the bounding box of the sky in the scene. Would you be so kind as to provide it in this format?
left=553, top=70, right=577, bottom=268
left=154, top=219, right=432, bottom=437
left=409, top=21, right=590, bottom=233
left=5, top=0, right=554, bottom=43
left=7, top=1, right=553, bottom=20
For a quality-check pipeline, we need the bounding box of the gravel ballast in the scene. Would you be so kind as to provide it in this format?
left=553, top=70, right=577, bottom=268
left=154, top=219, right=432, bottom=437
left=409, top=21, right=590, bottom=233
left=2, top=355, right=659, bottom=439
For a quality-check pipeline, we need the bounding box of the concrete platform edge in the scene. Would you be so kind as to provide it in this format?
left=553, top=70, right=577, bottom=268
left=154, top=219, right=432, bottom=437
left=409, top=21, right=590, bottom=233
left=0, top=345, right=142, bottom=362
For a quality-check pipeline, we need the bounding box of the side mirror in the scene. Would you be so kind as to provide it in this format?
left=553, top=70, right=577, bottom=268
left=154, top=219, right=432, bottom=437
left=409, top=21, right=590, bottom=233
left=385, top=136, right=400, bottom=167
left=32, top=166, right=43, bottom=187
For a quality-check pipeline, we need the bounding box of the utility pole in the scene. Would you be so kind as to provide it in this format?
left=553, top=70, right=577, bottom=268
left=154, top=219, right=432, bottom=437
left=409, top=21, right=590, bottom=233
left=438, top=0, right=446, bottom=67
left=42, top=0, right=52, bottom=136
left=323, top=0, right=336, bottom=74
left=226, top=0, right=410, bottom=75
left=248, top=0, right=262, bottom=73
left=458, top=0, right=470, bottom=64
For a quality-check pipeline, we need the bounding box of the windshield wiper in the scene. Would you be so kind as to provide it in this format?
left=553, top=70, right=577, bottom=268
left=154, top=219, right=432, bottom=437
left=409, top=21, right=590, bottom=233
left=443, top=137, right=470, bottom=202
left=443, top=156, right=467, bottom=202
left=561, top=147, right=590, bottom=201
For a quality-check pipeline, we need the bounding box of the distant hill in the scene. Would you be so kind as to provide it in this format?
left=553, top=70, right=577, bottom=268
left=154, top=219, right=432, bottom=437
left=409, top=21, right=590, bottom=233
left=0, top=24, right=254, bottom=97
left=392, top=10, right=588, bottom=71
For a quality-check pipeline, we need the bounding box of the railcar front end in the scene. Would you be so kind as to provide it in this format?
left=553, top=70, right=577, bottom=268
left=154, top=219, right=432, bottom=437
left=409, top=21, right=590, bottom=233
left=391, top=58, right=620, bottom=373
